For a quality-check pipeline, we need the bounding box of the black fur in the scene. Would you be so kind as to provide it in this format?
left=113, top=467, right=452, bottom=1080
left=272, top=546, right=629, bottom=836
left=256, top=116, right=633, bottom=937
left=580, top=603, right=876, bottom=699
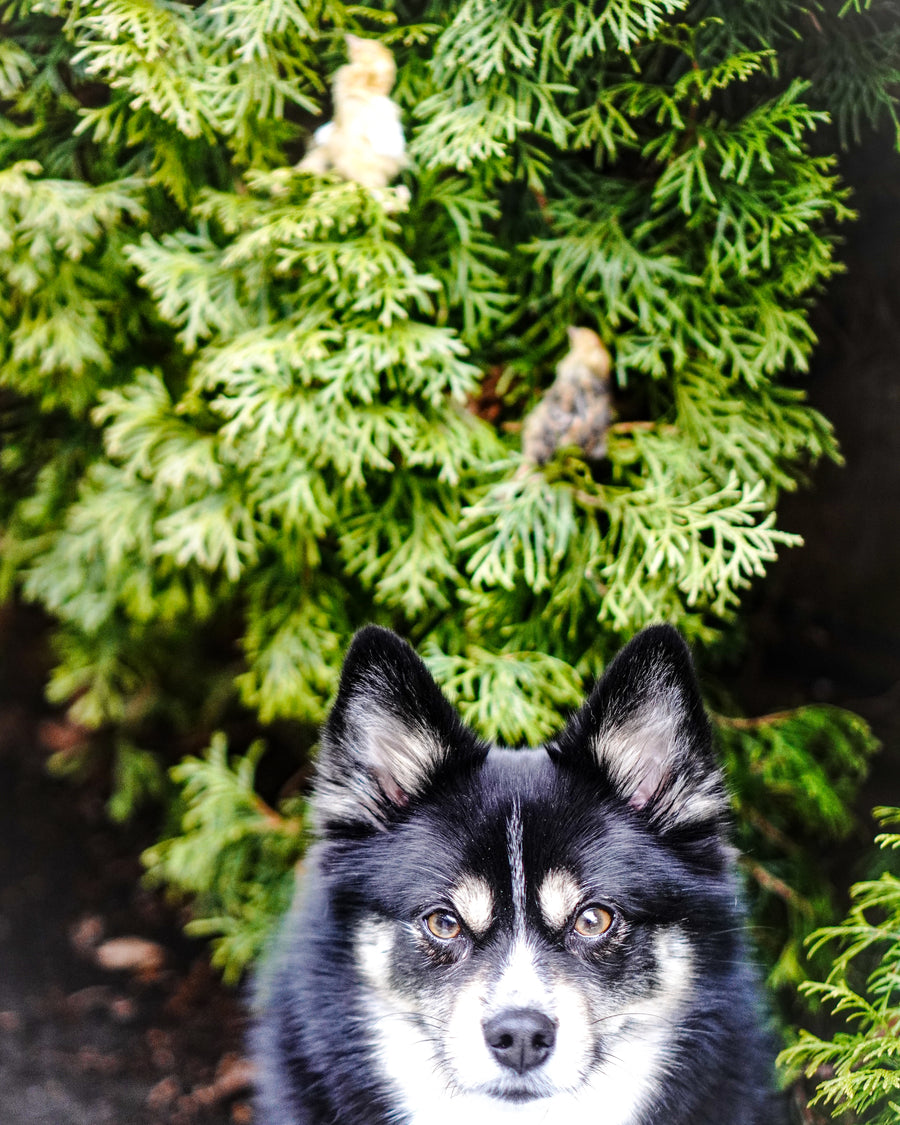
left=253, top=625, right=783, bottom=1125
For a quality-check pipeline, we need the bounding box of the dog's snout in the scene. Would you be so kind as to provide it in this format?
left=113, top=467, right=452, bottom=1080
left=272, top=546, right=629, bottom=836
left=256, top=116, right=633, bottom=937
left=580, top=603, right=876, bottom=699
left=483, top=1008, right=557, bottom=1074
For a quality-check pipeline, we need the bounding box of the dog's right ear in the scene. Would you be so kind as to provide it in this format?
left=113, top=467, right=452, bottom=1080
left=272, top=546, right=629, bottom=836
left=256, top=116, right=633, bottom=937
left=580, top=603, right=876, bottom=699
left=549, top=625, right=728, bottom=836
left=313, top=626, right=486, bottom=836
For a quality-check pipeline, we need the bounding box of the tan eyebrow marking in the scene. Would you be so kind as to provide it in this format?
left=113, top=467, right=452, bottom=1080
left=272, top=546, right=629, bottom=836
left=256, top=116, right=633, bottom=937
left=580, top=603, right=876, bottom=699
left=537, top=868, right=582, bottom=931
left=450, top=875, right=495, bottom=935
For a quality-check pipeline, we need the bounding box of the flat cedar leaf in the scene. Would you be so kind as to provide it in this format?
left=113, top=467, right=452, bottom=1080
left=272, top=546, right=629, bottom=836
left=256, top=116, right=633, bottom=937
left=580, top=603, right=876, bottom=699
left=779, top=809, right=900, bottom=1125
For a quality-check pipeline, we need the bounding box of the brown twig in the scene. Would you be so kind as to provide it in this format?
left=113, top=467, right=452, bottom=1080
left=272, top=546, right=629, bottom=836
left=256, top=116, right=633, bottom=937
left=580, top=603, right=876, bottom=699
left=740, top=858, right=815, bottom=916
left=715, top=710, right=796, bottom=730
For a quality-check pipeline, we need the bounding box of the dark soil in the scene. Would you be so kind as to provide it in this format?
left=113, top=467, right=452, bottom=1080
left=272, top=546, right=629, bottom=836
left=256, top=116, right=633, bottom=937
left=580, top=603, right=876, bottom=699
left=0, top=632, right=252, bottom=1125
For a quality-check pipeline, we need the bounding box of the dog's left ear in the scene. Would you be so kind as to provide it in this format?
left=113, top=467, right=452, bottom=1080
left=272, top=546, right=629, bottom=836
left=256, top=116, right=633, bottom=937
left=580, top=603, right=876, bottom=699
left=313, top=626, right=486, bottom=836
left=550, top=625, right=728, bottom=833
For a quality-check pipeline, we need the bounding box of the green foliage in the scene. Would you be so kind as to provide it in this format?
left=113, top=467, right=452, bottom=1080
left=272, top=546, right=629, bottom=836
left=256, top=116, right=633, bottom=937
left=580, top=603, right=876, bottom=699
left=780, top=808, right=900, bottom=1125
left=108, top=739, right=167, bottom=823
left=716, top=708, right=881, bottom=990
left=144, top=734, right=307, bottom=983
left=423, top=641, right=584, bottom=745
left=0, top=0, right=894, bottom=1001
left=0, top=160, right=147, bottom=414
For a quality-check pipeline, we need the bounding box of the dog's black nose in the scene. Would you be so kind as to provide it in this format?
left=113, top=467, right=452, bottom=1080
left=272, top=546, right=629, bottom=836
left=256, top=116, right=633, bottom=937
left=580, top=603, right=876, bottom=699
left=483, top=1008, right=557, bottom=1074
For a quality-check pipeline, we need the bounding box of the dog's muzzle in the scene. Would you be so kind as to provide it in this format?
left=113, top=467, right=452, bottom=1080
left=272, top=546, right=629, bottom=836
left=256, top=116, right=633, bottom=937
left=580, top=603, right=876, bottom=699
left=482, top=1008, right=558, bottom=1075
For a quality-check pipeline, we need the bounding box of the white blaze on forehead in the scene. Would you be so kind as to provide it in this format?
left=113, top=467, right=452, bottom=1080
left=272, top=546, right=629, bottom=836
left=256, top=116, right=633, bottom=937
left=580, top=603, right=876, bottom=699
left=537, top=869, right=582, bottom=931
left=450, top=875, right=494, bottom=935
left=506, top=802, right=526, bottom=934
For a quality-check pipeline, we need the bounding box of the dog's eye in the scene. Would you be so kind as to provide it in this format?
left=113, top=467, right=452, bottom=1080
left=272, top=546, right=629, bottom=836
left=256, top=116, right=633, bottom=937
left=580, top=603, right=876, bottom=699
left=424, top=910, right=462, bottom=941
left=573, top=905, right=614, bottom=938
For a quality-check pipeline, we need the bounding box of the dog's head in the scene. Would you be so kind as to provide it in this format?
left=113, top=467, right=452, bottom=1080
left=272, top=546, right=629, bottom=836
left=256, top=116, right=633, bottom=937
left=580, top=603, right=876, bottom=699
left=312, top=626, right=738, bottom=1115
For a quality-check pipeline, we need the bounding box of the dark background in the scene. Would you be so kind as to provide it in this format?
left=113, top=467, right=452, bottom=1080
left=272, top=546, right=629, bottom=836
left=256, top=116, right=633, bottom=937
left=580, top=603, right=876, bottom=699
left=734, top=129, right=900, bottom=817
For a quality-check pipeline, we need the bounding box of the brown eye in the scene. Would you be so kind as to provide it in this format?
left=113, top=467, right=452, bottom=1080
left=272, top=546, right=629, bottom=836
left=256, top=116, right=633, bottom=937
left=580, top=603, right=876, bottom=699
left=424, top=910, right=462, bottom=941
left=573, top=905, right=614, bottom=938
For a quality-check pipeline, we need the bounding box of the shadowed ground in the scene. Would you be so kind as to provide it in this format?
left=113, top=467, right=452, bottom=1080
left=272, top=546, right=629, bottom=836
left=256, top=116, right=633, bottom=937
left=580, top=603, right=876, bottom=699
left=0, top=648, right=250, bottom=1125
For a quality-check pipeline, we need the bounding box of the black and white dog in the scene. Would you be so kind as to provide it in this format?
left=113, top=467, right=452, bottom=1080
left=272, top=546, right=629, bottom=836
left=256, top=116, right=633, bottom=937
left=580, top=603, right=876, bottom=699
left=253, top=624, right=781, bottom=1124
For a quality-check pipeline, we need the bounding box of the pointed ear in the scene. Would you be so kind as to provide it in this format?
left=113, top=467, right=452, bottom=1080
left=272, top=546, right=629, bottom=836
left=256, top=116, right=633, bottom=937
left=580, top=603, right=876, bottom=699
left=314, top=626, right=485, bottom=836
left=551, top=626, right=728, bottom=833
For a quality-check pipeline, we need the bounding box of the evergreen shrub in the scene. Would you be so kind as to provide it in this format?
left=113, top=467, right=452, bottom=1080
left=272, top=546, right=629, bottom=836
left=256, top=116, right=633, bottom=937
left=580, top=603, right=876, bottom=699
left=781, top=808, right=900, bottom=1125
